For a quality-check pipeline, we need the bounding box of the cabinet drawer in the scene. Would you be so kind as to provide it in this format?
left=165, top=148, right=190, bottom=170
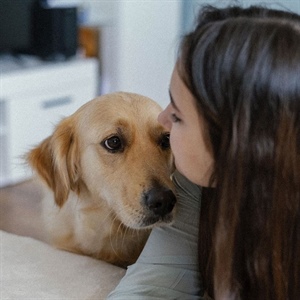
left=1, top=58, right=98, bottom=99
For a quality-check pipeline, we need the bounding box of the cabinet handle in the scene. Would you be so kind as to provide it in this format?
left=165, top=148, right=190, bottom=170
left=42, top=96, right=72, bottom=109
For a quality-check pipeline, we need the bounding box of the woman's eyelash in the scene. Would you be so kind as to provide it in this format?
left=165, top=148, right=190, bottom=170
left=171, top=113, right=181, bottom=123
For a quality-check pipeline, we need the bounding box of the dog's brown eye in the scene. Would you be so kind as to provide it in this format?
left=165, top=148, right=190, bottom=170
left=159, top=133, right=170, bottom=150
left=102, top=136, right=123, bottom=153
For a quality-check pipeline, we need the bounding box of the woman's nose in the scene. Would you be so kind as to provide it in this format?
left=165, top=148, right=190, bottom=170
left=158, top=106, right=171, bottom=130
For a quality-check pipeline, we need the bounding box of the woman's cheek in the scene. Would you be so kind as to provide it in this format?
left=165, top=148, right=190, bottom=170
left=169, top=132, right=181, bottom=162
left=169, top=131, right=176, bottom=153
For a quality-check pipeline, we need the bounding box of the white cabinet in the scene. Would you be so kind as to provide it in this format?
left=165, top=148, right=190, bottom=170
left=0, top=57, right=99, bottom=186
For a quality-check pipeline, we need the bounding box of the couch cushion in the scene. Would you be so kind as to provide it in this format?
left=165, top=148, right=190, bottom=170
left=0, top=230, right=125, bottom=299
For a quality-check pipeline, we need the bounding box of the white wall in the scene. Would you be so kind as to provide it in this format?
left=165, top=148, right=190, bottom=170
left=183, top=0, right=300, bottom=32
left=102, top=1, right=181, bottom=108
left=78, top=0, right=181, bottom=109
left=243, top=0, right=300, bottom=12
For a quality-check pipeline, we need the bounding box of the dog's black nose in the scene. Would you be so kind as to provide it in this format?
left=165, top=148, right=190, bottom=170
left=144, top=188, right=176, bottom=217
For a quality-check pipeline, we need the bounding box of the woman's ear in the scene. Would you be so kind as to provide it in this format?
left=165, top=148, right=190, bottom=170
left=27, top=117, right=80, bottom=207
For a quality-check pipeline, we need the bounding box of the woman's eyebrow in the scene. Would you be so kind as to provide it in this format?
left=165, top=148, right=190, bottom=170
left=169, top=90, right=180, bottom=112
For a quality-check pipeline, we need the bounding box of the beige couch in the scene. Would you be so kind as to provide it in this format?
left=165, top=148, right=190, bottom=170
left=1, top=230, right=125, bottom=299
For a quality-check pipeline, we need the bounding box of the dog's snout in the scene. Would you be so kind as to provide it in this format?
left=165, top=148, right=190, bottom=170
left=145, top=188, right=176, bottom=217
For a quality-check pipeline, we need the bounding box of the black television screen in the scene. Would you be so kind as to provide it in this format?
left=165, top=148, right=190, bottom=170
left=0, top=0, right=37, bottom=53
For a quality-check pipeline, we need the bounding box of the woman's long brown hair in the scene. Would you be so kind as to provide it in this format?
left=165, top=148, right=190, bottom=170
left=179, top=5, right=300, bottom=299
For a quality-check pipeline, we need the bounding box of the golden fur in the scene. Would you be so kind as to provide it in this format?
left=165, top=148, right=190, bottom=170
left=27, top=92, right=176, bottom=267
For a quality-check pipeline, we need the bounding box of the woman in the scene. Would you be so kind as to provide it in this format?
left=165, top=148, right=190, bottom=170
left=108, top=5, right=300, bottom=299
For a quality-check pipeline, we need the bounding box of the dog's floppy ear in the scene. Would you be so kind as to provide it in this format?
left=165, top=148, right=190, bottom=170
left=27, top=117, right=80, bottom=207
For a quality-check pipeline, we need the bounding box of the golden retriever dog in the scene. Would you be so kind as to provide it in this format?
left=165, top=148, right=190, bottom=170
left=27, top=92, right=176, bottom=267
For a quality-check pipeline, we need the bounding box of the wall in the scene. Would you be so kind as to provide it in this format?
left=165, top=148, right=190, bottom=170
left=79, top=1, right=181, bottom=109
left=183, top=0, right=300, bottom=32
left=101, top=1, right=181, bottom=109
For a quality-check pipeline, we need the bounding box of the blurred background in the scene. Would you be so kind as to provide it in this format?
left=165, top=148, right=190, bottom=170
left=1, top=0, right=300, bottom=186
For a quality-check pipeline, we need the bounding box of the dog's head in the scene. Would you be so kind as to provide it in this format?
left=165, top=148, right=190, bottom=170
left=27, top=92, right=176, bottom=228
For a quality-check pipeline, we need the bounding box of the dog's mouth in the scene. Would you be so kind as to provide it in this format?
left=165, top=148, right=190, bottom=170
left=129, top=186, right=176, bottom=228
left=139, top=211, right=175, bottom=228
left=119, top=186, right=177, bottom=229
left=122, top=211, right=174, bottom=230
left=140, top=186, right=176, bottom=227
left=121, top=209, right=175, bottom=230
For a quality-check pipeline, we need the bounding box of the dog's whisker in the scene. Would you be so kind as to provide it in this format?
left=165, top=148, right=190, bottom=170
left=107, top=211, right=126, bottom=263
